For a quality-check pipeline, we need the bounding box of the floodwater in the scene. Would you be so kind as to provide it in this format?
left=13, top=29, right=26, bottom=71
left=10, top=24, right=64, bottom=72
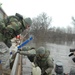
left=0, top=42, right=75, bottom=74
left=46, top=43, right=75, bottom=74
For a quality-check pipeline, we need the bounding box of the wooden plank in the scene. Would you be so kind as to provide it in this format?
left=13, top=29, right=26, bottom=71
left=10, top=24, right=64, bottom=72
left=10, top=53, right=20, bottom=75
left=17, top=55, right=22, bottom=75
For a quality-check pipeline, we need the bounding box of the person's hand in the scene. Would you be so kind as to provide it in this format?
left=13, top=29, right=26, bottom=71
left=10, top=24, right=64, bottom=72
left=18, top=49, right=21, bottom=51
left=30, top=47, right=35, bottom=49
left=16, top=50, right=20, bottom=53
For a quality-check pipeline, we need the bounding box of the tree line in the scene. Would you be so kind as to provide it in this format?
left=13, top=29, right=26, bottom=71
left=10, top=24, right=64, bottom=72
left=27, top=13, right=75, bottom=46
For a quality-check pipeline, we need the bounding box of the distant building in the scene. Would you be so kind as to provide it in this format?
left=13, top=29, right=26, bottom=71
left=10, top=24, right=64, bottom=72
left=0, top=7, right=7, bottom=20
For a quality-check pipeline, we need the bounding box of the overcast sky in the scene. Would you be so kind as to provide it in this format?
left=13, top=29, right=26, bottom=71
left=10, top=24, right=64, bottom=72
left=0, top=0, right=75, bottom=28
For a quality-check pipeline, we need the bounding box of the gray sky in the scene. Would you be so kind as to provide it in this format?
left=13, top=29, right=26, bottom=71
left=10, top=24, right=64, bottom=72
left=0, top=0, right=75, bottom=28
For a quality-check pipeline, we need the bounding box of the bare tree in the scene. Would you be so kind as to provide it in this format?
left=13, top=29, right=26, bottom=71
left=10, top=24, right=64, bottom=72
left=71, top=16, right=75, bottom=34
left=66, top=26, right=72, bottom=34
left=72, top=16, right=75, bottom=26
left=31, top=12, right=52, bottom=47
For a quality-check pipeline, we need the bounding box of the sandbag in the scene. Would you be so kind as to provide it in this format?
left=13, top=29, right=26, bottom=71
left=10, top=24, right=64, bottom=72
left=32, top=62, right=41, bottom=75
